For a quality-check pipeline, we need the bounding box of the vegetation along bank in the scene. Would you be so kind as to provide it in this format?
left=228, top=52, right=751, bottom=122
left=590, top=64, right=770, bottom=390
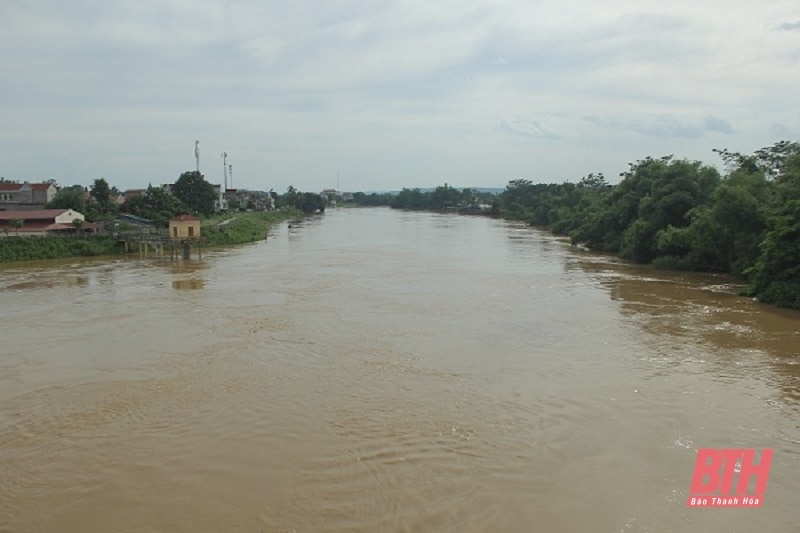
left=381, top=141, right=800, bottom=310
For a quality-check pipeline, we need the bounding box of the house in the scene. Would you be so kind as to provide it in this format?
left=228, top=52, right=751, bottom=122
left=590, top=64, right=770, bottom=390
left=0, top=209, right=100, bottom=237
left=169, top=214, right=200, bottom=240
left=223, top=188, right=275, bottom=211
left=212, top=184, right=227, bottom=212
left=224, top=188, right=241, bottom=208
left=0, top=181, right=58, bottom=210
left=320, top=189, right=338, bottom=201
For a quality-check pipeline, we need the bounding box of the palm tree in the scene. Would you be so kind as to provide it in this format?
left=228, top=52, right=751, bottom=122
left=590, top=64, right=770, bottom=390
left=10, top=218, right=23, bottom=236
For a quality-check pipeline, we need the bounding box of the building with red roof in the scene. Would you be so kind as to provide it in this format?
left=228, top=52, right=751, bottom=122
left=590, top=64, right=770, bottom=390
left=0, top=181, right=58, bottom=210
left=0, top=209, right=100, bottom=237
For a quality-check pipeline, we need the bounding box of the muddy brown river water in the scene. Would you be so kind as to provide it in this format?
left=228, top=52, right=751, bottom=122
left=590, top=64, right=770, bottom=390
left=1, top=207, right=798, bottom=532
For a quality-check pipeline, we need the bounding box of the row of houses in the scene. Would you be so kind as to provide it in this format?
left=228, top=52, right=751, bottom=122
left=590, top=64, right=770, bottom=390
left=0, top=209, right=206, bottom=240
left=2, top=179, right=335, bottom=216
left=222, top=188, right=276, bottom=211
left=124, top=184, right=276, bottom=212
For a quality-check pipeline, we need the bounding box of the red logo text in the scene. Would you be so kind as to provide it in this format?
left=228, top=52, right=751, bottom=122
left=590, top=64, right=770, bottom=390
left=686, top=448, right=772, bottom=508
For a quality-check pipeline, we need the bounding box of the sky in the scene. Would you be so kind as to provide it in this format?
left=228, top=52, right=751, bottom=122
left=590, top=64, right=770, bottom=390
left=1, top=1, right=799, bottom=193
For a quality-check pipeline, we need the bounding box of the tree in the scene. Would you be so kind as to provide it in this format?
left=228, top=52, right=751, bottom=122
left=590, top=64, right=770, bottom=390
left=90, top=178, right=111, bottom=208
left=172, top=171, right=216, bottom=216
left=296, top=192, right=325, bottom=214
left=122, top=185, right=187, bottom=227
left=280, top=185, right=299, bottom=209
left=47, top=185, right=86, bottom=212
left=10, top=218, right=23, bottom=236
left=748, top=200, right=800, bottom=307
left=746, top=145, right=800, bottom=307
left=391, top=188, right=428, bottom=210
left=72, top=218, right=84, bottom=232
left=429, top=183, right=460, bottom=209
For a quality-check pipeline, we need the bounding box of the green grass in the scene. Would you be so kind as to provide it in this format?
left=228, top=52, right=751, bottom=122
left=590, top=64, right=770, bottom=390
left=201, top=209, right=299, bottom=247
left=0, top=209, right=300, bottom=263
left=0, top=235, right=125, bottom=262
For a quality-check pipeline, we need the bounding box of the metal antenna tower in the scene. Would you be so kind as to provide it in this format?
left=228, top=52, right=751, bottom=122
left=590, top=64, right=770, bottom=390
left=222, top=152, right=228, bottom=191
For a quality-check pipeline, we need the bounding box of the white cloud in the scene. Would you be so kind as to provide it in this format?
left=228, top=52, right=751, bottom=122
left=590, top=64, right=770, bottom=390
left=775, top=21, right=800, bottom=31
left=1, top=0, right=799, bottom=191
left=584, top=114, right=735, bottom=139
left=500, top=118, right=559, bottom=139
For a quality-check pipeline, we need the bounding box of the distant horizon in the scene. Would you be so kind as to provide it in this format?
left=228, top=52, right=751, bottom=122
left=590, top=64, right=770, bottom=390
left=1, top=176, right=508, bottom=195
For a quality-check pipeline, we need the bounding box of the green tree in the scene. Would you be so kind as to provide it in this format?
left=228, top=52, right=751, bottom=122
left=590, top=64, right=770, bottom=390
left=391, top=188, right=428, bottom=210
left=280, top=186, right=299, bottom=209
left=122, top=185, right=187, bottom=227
left=47, top=185, right=86, bottom=212
left=748, top=199, right=800, bottom=307
left=172, top=171, right=216, bottom=216
left=296, top=192, right=325, bottom=214
left=352, top=192, right=393, bottom=206
left=429, top=183, right=460, bottom=209
left=90, top=178, right=111, bottom=208
left=746, top=147, right=800, bottom=307
left=10, top=218, right=23, bottom=236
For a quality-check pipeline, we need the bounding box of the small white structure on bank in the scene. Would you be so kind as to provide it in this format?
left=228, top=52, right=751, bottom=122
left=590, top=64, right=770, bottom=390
left=0, top=209, right=99, bottom=236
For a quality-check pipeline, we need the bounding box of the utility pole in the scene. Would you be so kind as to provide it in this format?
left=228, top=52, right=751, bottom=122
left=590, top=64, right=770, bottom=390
left=222, top=152, right=228, bottom=191
left=229, top=164, right=233, bottom=189
left=194, top=140, right=200, bottom=172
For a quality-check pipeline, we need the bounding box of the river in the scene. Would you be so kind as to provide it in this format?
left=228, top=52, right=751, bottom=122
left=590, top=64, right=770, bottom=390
left=1, top=207, right=798, bottom=532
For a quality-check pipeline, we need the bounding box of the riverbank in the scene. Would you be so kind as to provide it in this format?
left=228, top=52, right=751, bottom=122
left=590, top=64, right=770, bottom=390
left=0, top=209, right=300, bottom=263
left=200, top=209, right=300, bottom=247
left=0, top=236, right=124, bottom=263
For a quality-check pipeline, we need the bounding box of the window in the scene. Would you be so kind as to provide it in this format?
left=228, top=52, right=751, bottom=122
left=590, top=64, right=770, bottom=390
left=173, top=227, right=178, bottom=237
left=188, top=226, right=194, bottom=237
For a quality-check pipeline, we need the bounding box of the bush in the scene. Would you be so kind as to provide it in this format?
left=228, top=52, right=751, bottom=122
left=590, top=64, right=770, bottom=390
left=755, top=281, right=800, bottom=308
left=0, top=236, right=124, bottom=263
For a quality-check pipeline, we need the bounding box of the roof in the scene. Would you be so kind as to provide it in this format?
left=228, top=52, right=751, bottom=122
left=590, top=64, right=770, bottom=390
left=0, top=209, right=69, bottom=221
left=118, top=213, right=154, bottom=224
left=170, top=214, right=199, bottom=221
left=0, top=182, right=54, bottom=191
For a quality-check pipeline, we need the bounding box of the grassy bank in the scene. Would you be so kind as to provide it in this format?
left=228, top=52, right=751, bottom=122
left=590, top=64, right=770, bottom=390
left=0, top=236, right=125, bottom=262
left=201, top=209, right=299, bottom=247
left=0, top=209, right=299, bottom=263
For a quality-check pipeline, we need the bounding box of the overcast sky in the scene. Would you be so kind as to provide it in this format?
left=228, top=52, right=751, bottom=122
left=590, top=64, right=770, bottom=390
left=2, top=1, right=799, bottom=193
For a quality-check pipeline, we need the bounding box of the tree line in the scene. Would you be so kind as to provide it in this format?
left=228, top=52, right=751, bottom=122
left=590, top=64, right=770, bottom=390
left=497, top=141, right=800, bottom=309
left=42, top=171, right=324, bottom=228
left=351, top=185, right=498, bottom=212
left=379, top=141, right=799, bottom=309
